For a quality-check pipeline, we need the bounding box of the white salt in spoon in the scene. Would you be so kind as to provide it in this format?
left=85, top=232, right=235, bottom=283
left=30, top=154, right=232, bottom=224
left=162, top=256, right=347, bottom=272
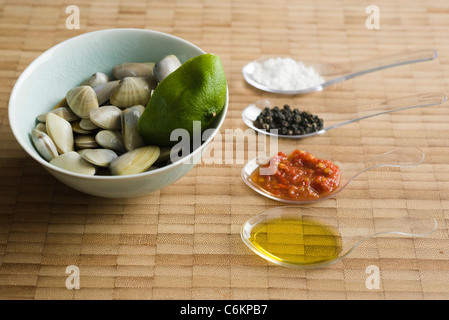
left=242, top=49, right=437, bottom=95
left=242, top=92, right=447, bottom=139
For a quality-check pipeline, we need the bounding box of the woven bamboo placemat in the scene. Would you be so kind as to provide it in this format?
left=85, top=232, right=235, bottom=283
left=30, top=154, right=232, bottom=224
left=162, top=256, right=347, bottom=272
left=1, top=0, right=449, bottom=300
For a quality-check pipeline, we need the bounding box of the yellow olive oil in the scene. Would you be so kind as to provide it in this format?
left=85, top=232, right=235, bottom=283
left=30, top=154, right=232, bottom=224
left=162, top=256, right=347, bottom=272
left=248, top=216, right=342, bottom=266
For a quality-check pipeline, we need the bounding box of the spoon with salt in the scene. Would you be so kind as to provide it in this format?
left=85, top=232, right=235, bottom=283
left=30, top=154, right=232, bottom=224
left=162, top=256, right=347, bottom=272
left=242, top=92, right=447, bottom=139
left=242, top=49, right=437, bottom=95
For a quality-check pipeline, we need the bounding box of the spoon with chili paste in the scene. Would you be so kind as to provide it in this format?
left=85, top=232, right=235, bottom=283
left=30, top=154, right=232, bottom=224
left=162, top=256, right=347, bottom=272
left=242, top=92, right=447, bottom=139
left=241, top=147, right=425, bottom=204
left=242, top=49, right=437, bottom=95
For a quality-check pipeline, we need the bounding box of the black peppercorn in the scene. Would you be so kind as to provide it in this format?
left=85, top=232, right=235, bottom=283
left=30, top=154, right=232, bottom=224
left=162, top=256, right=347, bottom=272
left=253, top=103, right=324, bottom=136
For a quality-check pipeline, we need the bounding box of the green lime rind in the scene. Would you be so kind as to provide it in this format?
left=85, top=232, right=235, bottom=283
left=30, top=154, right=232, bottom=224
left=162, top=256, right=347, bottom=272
left=138, top=53, right=227, bottom=147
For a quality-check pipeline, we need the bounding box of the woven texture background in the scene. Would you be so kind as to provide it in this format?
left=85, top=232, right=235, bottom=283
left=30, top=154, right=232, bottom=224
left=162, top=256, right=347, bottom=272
left=1, top=0, right=449, bottom=300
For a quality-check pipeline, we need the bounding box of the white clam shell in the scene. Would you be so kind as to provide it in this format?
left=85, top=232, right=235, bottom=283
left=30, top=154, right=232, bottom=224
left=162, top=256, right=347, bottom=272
left=35, top=122, right=47, bottom=133
left=109, top=146, right=160, bottom=176
left=45, top=112, right=74, bottom=154
left=112, top=62, right=155, bottom=80
left=50, top=151, right=96, bottom=175
left=110, top=77, right=153, bottom=108
left=37, top=107, right=79, bottom=123
left=72, top=121, right=94, bottom=134
left=154, top=146, right=180, bottom=165
left=153, top=54, right=181, bottom=83
left=82, top=72, right=110, bottom=88
left=90, top=105, right=122, bottom=130
left=76, top=149, right=89, bottom=158
left=74, top=135, right=100, bottom=149
left=94, top=80, right=120, bottom=105
left=66, top=85, right=99, bottom=118
left=79, top=118, right=99, bottom=131
left=30, top=129, right=59, bottom=161
left=53, top=97, right=69, bottom=109
left=95, top=130, right=126, bottom=154
left=81, top=148, right=118, bottom=167
left=121, top=105, right=146, bottom=151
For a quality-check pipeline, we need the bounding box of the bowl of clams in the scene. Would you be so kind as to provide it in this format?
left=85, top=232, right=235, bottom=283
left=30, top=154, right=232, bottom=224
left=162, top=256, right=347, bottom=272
left=8, top=28, right=229, bottom=198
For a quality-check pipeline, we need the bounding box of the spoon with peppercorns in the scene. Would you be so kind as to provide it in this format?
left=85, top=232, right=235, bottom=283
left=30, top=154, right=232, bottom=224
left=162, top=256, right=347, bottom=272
left=242, top=49, right=437, bottom=95
left=242, top=92, right=447, bottom=139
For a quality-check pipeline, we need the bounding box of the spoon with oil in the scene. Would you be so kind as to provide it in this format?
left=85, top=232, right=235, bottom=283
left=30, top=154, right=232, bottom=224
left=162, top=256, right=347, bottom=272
left=240, top=206, right=437, bottom=269
left=242, top=92, right=447, bottom=139
left=242, top=49, right=437, bottom=95
left=241, top=146, right=425, bottom=204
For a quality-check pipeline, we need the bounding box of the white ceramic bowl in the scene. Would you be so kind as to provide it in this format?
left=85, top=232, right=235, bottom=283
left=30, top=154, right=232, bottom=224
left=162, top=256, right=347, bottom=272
left=9, top=28, right=228, bottom=198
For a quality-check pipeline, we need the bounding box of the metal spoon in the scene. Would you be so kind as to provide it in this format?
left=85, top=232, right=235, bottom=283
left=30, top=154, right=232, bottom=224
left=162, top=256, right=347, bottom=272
left=240, top=205, right=437, bottom=269
left=242, top=92, right=447, bottom=139
left=241, top=146, right=425, bottom=204
left=242, top=49, right=438, bottom=95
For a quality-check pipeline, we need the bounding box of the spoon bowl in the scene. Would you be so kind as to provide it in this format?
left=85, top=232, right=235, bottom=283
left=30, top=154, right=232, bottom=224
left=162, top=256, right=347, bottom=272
left=242, top=146, right=425, bottom=204
left=241, top=205, right=437, bottom=269
left=242, top=49, right=438, bottom=95
left=242, top=93, right=447, bottom=139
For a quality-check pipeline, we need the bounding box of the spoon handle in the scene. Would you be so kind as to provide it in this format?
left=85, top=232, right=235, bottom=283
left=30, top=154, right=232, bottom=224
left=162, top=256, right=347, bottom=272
left=342, top=147, right=425, bottom=190
left=324, top=92, right=447, bottom=132
left=341, top=211, right=437, bottom=238
left=320, top=49, right=438, bottom=86
left=363, top=146, right=425, bottom=170
left=331, top=146, right=425, bottom=199
left=340, top=209, right=438, bottom=262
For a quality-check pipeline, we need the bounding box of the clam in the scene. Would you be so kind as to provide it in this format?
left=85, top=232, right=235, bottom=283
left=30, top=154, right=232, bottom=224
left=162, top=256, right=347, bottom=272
left=121, top=105, right=146, bottom=151
left=94, top=80, right=120, bottom=105
left=74, top=135, right=99, bottom=149
left=30, top=129, right=59, bottom=161
left=82, top=72, right=110, bottom=88
left=80, top=148, right=118, bottom=167
left=79, top=118, right=99, bottom=131
left=110, top=77, right=153, bottom=108
left=95, top=130, right=127, bottom=154
left=66, top=85, right=99, bottom=118
left=50, top=151, right=96, bottom=175
left=37, top=107, right=79, bottom=123
left=112, top=62, right=155, bottom=79
left=76, top=149, right=88, bottom=158
left=89, top=105, right=122, bottom=130
left=35, top=122, right=47, bottom=133
left=31, top=60, right=186, bottom=176
left=109, top=146, right=160, bottom=176
left=153, top=146, right=182, bottom=165
left=52, top=97, right=69, bottom=110
left=46, top=113, right=74, bottom=154
left=72, top=121, right=94, bottom=134
left=153, top=54, right=181, bottom=83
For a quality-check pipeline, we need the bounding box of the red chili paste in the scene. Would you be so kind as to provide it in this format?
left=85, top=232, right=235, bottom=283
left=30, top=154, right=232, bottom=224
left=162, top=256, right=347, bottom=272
left=251, top=150, right=341, bottom=201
